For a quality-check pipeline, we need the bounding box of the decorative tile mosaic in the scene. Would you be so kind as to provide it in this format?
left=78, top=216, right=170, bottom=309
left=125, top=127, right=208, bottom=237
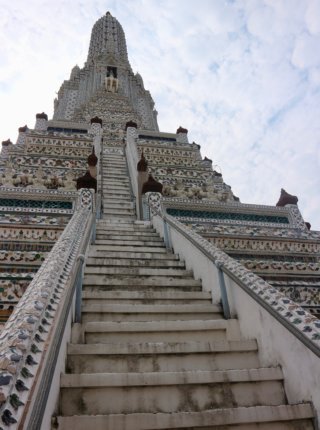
left=0, top=199, right=72, bottom=210
left=167, top=208, right=290, bottom=224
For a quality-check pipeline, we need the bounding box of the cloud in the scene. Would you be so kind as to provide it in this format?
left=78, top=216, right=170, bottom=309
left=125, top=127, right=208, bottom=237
left=292, top=33, right=320, bottom=69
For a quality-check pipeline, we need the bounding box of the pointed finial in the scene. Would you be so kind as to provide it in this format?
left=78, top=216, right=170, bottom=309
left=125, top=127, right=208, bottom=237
left=137, top=151, right=148, bottom=172
left=276, top=188, right=298, bottom=207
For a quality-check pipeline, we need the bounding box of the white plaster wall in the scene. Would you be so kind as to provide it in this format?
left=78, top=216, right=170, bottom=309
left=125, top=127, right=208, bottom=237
left=225, top=276, right=320, bottom=421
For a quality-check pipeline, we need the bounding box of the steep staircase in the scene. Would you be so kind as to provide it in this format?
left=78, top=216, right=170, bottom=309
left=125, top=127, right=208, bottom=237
left=54, top=147, right=315, bottom=429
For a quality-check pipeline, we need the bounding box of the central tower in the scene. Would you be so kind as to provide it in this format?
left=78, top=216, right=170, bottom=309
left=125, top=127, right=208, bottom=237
left=53, top=12, right=159, bottom=132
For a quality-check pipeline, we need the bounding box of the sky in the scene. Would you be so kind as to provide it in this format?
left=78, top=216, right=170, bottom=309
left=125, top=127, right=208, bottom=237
left=0, top=0, right=319, bottom=229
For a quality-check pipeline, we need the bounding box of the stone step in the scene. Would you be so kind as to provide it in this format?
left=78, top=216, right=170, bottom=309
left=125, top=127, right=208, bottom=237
left=102, top=197, right=132, bottom=203
left=102, top=201, right=134, bottom=208
left=96, top=223, right=152, bottom=230
left=103, top=170, right=127, bottom=174
left=103, top=157, right=125, bottom=161
left=94, top=239, right=165, bottom=247
left=101, top=195, right=132, bottom=202
left=102, top=187, right=131, bottom=193
left=96, top=230, right=158, bottom=238
left=102, top=184, right=130, bottom=190
left=97, top=219, right=149, bottom=226
left=81, top=303, right=222, bottom=322
left=101, top=212, right=135, bottom=218
left=101, top=216, right=136, bottom=222
left=103, top=178, right=130, bottom=184
left=90, top=245, right=169, bottom=253
left=102, top=167, right=127, bottom=172
left=103, top=170, right=128, bottom=175
left=55, top=404, right=315, bottom=430
left=103, top=180, right=130, bottom=186
left=102, top=189, right=131, bottom=196
left=102, top=196, right=132, bottom=202
left=102, top=166, right=127, bottom=171
left=84, top=267, right=193, bottom=277
left=102, top=209, right=135, bottom=216
left=82, top=290, right=212, bottom=304
left=59, top=367, right=285, bottom=415
left=102, top=197, right=131, bottom=203
left=103, top=173, right=128, bottom=179
left=86, top=257, right=184, bottom=268
left=88, top=251, right=178, bottom=260
left=102, top=186, right=130, bottom=191
left=102, top=183, right=130, bottom=189
left=83, top=275, right=202, bottom=289
left=97, top=228, right=159, bottom=236
left=66, top=339, right=259, bottom=374
left=84, top=319, right=237, bottom=343
left=103, top=184, right=129, bottom=188
left=103, top=162, right=126, bottom=166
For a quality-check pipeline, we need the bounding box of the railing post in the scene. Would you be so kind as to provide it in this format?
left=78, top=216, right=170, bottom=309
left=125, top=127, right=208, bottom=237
left=216, top=262, right=231, bottom=319
left=91, top=213, right=97, bottom=244
left=74, top=254, right=85, bottom=323
left=163, top=218, right=172, bottom=251
left=142, top=196, right=150, bottom=221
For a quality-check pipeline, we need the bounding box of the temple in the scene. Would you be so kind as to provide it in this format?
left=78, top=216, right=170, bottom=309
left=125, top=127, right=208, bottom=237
left=0, top=12, right=319, bottom=429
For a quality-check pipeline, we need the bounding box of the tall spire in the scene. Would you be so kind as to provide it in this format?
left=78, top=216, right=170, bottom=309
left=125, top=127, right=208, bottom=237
left=87, top=12, right=129, bottom=65
left=53, top=12, right=159, bottom=131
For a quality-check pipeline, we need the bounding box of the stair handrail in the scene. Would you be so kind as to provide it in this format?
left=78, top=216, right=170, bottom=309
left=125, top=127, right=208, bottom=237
left=124, top=126, right=139, bottom=215
left=0, top=188, right=95, bottom=429
left=144, top=192, right=320, bottom=358
left=95, top=136, right=103, bottom=221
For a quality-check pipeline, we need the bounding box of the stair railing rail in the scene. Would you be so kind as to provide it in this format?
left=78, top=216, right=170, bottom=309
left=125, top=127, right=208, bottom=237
left=0, top=188, right=96, bottom=429
left=144, top=192, right=320, bottom=358
left=96, top=136, right=103, bottom=222
left=125, top=126, right=139, bottom=216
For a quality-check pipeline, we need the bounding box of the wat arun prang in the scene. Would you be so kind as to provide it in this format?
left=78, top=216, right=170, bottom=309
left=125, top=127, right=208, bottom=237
left=0, top=11, right=319, bottom=326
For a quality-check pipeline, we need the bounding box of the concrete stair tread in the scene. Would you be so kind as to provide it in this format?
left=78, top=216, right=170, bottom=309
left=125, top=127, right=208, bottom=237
left=101, top=216, right=135, bottom=221
left=84, top=319, right=236, bottom=332
left=84, top=268, right=193, bottom=276
left=102, top=199, right=133, bottom=204
left=82, top=304, right=222, bottom=313
left=103, top=177, right=129, bottom=180
left=102, top=202, right=134, bottom=208
left=102, top=189, right=130, bottom=193
left=67, top=339, right=258, bottom=355
left=82, top=291, right=211, bottom=300
left=61, top=367, right=283, bottom=387
left=97, top=220, right=150, bottom=226
left=83, top=276, right=202, bottom=287
left=88, top=251, right=179, bottom=260
left=55, top=404, right=314, bottom=429
left=96, top=228, right=154, bottom=234
left=96, top=233, right=162, bottom=240
left=102, top=209, right=135, bottom=214
left=90, top=245, right=169, bottom=253
left=96, top=230, right=157, bottom=236
left=103, top=180, right=129, bottom=184
left=102, top=191, right=131, bottom=195
left=85, top=259, right=184, bottom=268
left=94, top=240, right=165, bottom=246
left=103, top=182, right=130, bottom=186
